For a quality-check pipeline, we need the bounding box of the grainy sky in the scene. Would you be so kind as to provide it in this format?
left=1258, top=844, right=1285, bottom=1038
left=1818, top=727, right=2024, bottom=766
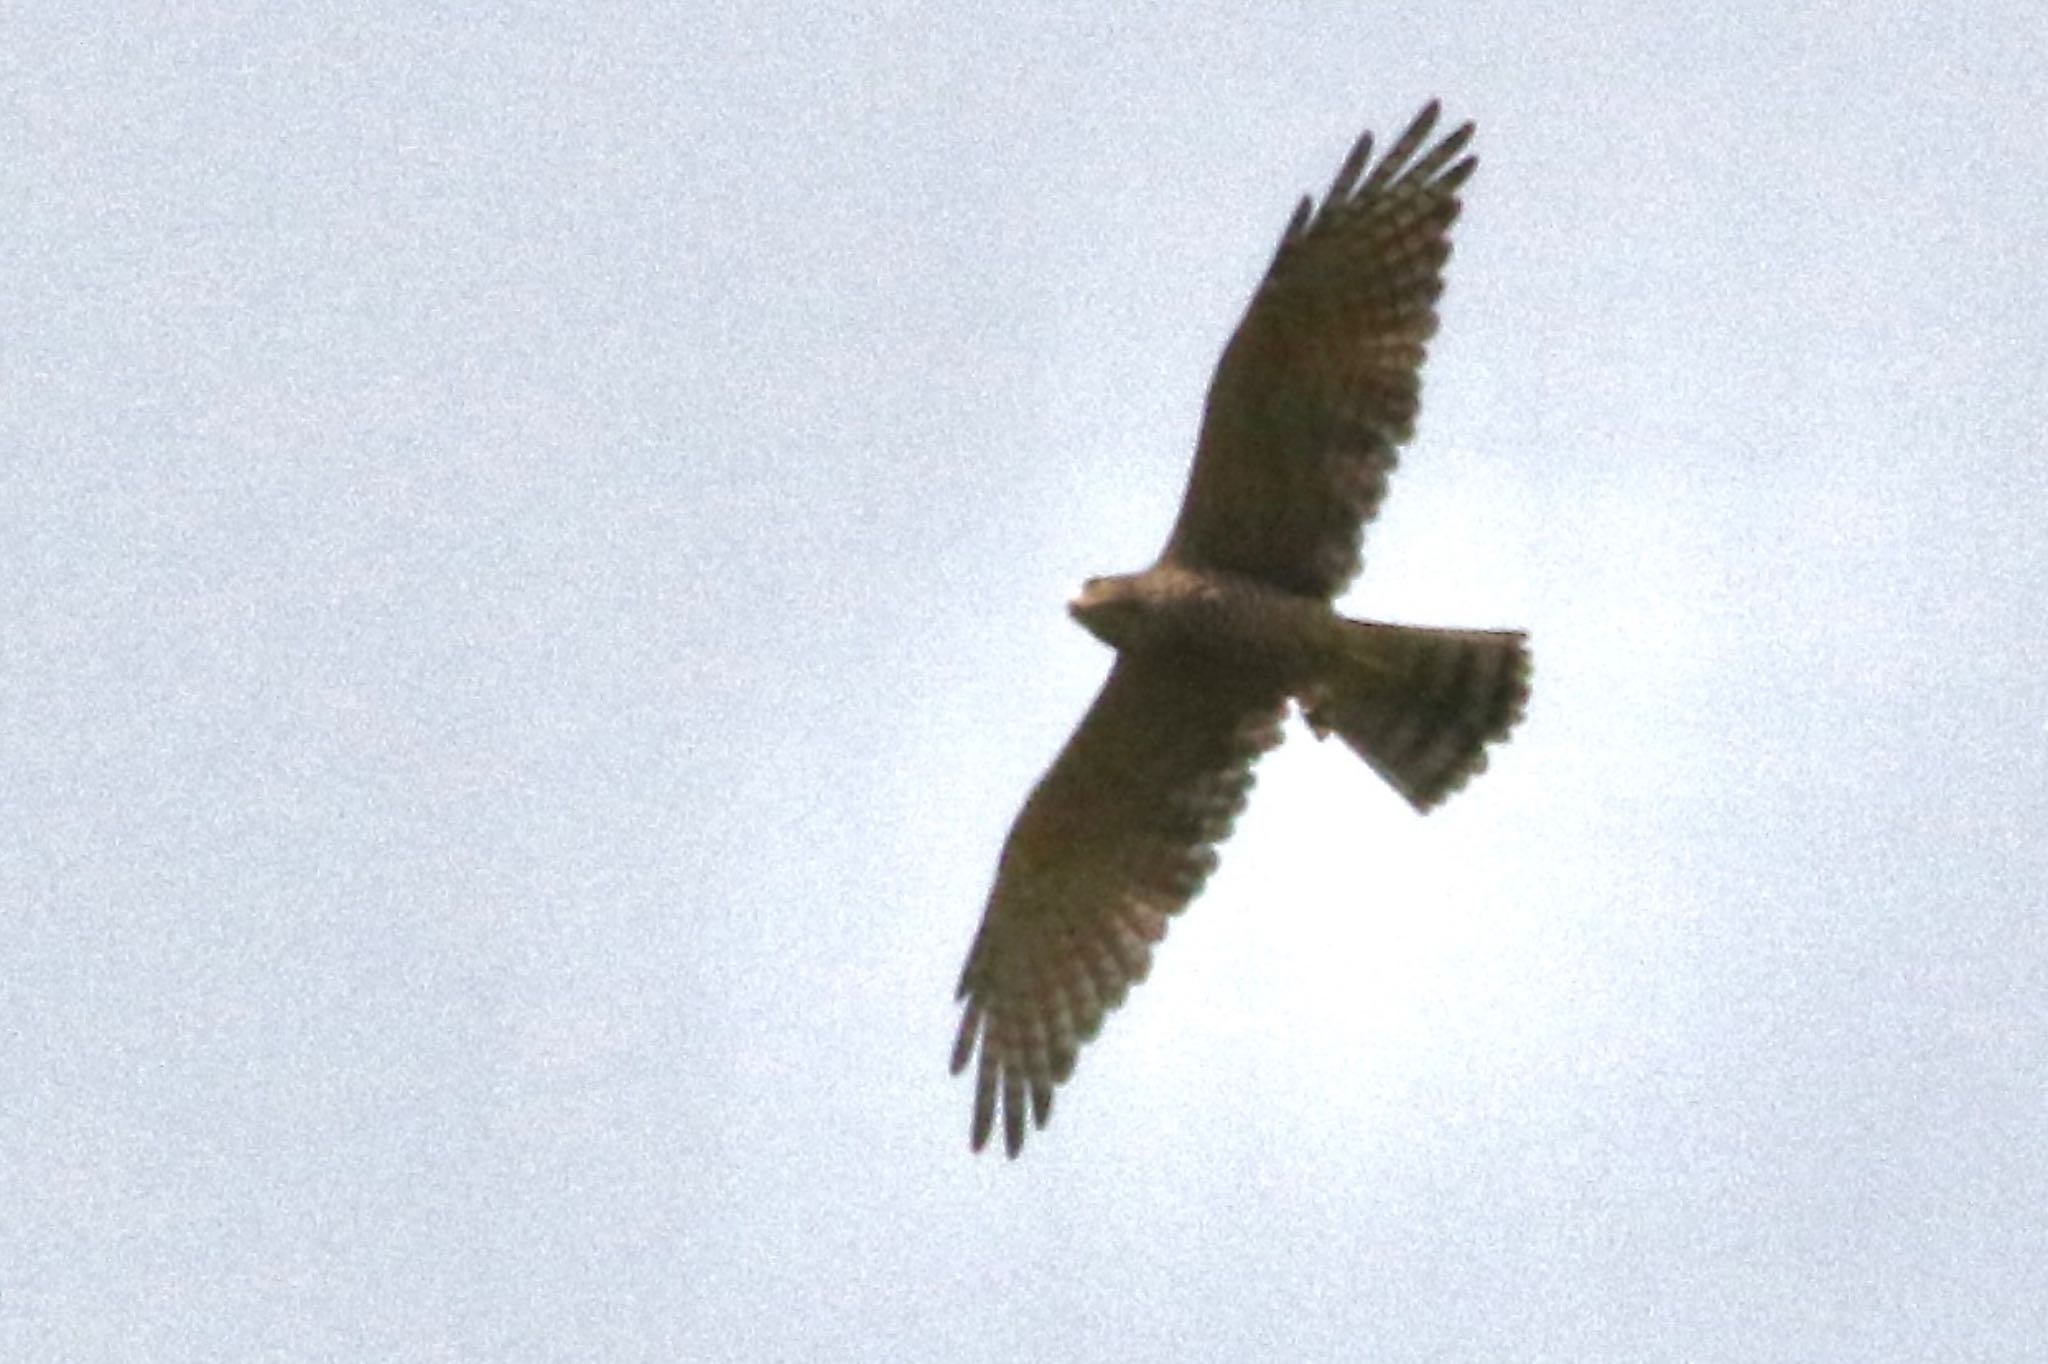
left=6, top=5, right=2045, bottom=1361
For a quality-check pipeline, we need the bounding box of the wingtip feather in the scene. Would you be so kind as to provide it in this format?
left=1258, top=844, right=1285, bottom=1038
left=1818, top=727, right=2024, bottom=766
left=949, top=999, right=980, bottom=1075
left=1325, top=129, right=1374, bottom=203
left=969, top=1042, right=998, bottom=1152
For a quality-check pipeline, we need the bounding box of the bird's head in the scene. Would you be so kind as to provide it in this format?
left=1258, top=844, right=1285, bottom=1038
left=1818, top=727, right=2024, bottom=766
left=1068, top=573, right=1144, bottom=648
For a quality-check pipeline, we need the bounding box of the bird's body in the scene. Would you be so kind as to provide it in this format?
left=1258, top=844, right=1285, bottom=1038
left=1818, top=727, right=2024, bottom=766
left=951, top=102, right=1530, bottom=1157
left=1071, top=565, right=1334, bottom=674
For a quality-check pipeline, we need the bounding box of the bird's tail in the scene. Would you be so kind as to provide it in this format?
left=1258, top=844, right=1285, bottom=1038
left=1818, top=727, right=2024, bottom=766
left=1303, top=619, right=1530, bottom=812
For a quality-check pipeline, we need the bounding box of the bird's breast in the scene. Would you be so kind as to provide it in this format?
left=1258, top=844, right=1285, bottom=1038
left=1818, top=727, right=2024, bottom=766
left=1090, top=564, right=1334, bottom=679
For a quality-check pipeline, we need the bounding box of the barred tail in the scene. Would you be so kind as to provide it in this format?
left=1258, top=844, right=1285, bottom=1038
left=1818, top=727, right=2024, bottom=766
left=1303, top=620, right=1530, bottom=812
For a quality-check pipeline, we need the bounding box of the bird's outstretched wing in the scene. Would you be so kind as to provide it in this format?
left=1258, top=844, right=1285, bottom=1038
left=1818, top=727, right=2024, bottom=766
left=1163, top=101, right=1476, bottom=601
left=951, top=658, right=1286, bottom=1157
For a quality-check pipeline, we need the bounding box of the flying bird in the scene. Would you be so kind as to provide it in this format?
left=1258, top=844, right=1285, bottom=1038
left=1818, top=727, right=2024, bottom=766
left=950, top=102, right=1529, bottom=1157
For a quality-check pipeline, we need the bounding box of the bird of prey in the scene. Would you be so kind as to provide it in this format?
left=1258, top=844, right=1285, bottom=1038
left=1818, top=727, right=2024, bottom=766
left=950, top=102, right=1529, bottom=1157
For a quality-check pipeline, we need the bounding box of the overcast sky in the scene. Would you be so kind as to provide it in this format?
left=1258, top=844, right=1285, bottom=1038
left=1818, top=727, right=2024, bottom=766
left=5, top=5, right=2045, bottom=1361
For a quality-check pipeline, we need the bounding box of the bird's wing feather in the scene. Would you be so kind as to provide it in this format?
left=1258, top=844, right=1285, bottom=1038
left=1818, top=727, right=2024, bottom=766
left=1163, top=101, right=1476, bottom=600
left=951, top=656, right=1285, bottom=1156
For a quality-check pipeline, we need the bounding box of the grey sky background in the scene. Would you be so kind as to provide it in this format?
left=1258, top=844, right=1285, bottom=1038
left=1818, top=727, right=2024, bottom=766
left=5, top=5, right=2044, bottom=1361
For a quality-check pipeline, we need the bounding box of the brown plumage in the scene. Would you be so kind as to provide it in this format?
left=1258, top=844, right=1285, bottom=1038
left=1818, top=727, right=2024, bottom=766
left=951, top=102, right=1530, bottom=1157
